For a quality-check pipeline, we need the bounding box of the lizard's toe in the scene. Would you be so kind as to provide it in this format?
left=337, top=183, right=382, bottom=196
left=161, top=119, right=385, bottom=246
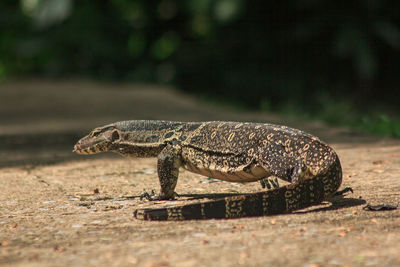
left=260, top=177, right=280, bottom=190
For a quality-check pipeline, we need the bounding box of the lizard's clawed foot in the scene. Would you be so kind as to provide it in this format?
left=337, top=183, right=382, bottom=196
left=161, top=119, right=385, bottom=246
left=140, top=189, right=178, bottom=201
left=139, top=189, right=157, bottom=200
left=260, top=177, right=280, bottom=190
left=334, top=187, right=353, bottom=196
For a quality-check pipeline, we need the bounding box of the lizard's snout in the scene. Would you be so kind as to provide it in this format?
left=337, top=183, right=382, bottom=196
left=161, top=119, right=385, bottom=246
left=73, top=138, right=92, bottom=154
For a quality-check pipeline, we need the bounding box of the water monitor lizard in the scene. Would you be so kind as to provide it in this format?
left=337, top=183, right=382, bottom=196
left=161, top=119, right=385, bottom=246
left=73, top=120, right=342, bottom=220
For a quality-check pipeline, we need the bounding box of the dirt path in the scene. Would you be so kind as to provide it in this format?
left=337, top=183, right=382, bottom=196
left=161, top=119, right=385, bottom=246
left=1, top=80, right=399, bottom=266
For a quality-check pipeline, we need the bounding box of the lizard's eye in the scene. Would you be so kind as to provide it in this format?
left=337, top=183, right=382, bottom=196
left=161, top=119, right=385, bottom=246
left=111, top=130, right=120, bottom=141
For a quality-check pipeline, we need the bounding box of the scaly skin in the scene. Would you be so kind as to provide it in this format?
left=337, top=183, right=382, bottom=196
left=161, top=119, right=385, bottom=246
left=74, top=120, right=342, bottom=220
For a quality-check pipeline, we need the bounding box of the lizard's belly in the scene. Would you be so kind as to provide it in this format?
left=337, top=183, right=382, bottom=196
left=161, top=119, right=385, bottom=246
left=181, top=160, right=270, bottom=183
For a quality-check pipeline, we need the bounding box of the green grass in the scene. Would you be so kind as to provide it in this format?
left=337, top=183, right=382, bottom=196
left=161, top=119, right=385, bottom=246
left=358, top=114, right=400, bottom=138
left=290, top=104, right=400, bottom=139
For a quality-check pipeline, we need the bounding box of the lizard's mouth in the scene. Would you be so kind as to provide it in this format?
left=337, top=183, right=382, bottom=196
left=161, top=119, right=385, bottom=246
left=73, top=136, right=107, bottom=154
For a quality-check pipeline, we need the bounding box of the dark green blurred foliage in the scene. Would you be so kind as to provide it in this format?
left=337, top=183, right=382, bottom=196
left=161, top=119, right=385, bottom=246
left=1, top=1, right=399, bottom=125
left=359, top=114, right=400, bottom=138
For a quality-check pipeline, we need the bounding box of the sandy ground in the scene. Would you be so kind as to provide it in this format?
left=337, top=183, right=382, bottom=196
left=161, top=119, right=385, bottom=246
left=1, top=80, right=399, bottom=267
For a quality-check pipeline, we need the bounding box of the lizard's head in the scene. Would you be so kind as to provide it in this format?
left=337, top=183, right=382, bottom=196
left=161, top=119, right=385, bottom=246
left=73, top=124, right=121, bottom=155
left=74, top=120, right=173, bottom=157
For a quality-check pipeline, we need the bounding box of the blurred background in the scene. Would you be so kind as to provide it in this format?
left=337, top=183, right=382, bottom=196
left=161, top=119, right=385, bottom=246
left=1, top=0, right=400, bottom=137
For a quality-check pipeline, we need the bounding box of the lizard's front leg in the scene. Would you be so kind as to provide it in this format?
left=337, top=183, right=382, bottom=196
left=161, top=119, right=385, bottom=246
left=154, top=144, right=182, bottom=200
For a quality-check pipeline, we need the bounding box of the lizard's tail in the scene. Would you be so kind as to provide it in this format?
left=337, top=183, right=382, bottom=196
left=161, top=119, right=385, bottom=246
left=134, top=157, right=342, bottom=221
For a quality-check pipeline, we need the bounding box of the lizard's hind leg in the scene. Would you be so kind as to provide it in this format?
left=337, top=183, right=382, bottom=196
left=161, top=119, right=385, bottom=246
left=257, top=147, right=307, bottom=184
